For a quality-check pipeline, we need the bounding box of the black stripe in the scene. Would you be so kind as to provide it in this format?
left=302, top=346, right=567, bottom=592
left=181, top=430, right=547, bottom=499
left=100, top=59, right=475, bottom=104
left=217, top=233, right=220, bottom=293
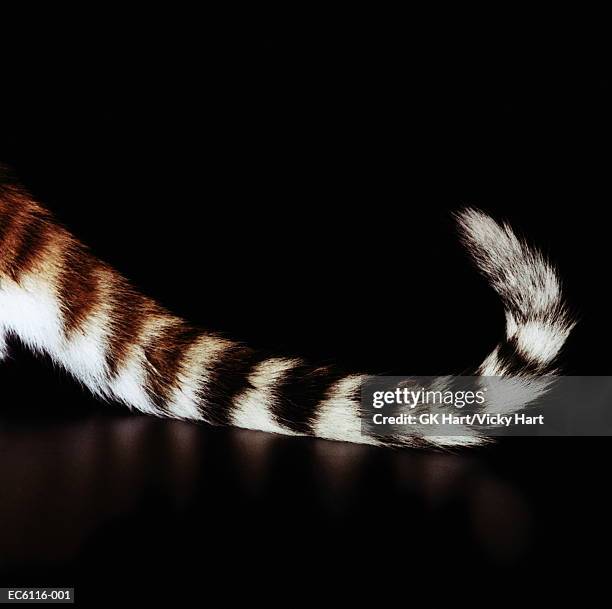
left=494, top=336, right=543, bottom=374
left=143, top=322, right=204, bottom=414
left=269, top=364, right=341, bottom=435
left=198, top=344, right=268, bottom=426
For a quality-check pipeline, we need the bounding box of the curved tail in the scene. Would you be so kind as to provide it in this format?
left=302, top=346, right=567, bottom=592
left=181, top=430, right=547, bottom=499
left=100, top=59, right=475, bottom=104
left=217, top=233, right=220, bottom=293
left=456, top=208, right=574, bottom=378
left=0, top=171, right=574, bottom=448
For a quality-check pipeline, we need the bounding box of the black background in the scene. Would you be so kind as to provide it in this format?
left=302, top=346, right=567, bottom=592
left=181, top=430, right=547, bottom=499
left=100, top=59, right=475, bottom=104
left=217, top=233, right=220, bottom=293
left=0, top=27, right=610, bottom=604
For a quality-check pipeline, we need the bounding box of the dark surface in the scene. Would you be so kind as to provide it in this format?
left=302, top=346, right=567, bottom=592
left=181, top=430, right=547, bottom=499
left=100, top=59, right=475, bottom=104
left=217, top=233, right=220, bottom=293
left=1, top=30, right=610, bottom=603
left=0, top=367, right=608, bottom=603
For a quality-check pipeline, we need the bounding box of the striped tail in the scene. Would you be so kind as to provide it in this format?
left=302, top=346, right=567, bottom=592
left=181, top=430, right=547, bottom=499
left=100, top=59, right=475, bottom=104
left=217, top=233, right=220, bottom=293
left=444, top=208, right=575, bottom=444
left=455, top=208, right=574, bottom=377
left=0, top=171, right=574, bottom=448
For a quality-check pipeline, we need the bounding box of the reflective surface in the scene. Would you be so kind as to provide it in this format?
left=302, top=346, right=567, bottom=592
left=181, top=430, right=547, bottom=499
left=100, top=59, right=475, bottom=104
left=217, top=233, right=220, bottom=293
left=0, top=414, right=532, bottom=565
left=1, top=399, right=601, bottom=602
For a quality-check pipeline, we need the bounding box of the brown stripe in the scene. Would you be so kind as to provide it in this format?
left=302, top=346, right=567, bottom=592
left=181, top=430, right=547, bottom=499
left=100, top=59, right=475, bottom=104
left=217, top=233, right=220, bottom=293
left=7, top=212, right=54, bottom=281
left=0, top=202, right=26, bottom=272
left=105, top=276, right=151, bottom=377
left=57, top=241, right=100, bottom=337
left=142, top=322, right=204, bottom=413
left=0, top=202, right=20, bottom=241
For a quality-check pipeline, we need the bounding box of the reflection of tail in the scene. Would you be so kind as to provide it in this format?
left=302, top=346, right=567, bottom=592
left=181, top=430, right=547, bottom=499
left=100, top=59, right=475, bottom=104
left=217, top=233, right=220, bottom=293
left=456, top=208, right=575, bottom=377
left=0, top=169, right=574, bottom=449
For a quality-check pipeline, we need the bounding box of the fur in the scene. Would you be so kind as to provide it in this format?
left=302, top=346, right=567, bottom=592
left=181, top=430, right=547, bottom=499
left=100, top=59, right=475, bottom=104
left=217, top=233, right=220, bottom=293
left=0, top=169, right=575, bottom=448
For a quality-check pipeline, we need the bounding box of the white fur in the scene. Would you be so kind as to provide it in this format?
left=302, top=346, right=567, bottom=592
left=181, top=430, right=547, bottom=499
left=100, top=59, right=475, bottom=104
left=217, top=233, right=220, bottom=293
left=108, top=315, right=178, bottom=416
left=0, top=276, right=63, bottom=357
left=61, top=314, right=111, bottom=397
left=514, top=321, right=570, bottom=365
left=478, top=375, right=553, bottom=415
left=314, top=375, right=375, bottom=445
left=232, top=358, right=299, bottom=435
left=0, top=330, right=8, bottom=360
left=109, top=353, right=157, bottom=415
left=167, top=335, right=232, bottom=421
left=0, top=273, right=114, bottom=396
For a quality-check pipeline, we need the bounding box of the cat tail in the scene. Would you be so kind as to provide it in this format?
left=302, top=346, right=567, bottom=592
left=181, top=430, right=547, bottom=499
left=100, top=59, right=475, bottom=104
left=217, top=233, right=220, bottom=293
left=0, top=172, right=574, bottom=448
